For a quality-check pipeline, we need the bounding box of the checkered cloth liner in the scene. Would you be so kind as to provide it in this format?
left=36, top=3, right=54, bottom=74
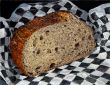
left=0, top=0, right=110, bottom=85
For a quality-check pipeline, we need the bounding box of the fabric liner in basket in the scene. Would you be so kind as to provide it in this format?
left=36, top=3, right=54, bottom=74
left=0, top=0, right=110, bottom=85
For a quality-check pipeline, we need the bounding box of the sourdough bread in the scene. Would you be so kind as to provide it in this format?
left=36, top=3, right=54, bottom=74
left=10, top=11, right=96, bottom=76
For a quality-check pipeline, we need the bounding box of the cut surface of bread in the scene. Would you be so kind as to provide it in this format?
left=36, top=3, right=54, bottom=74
left=10, top=11, right=96, bottom=76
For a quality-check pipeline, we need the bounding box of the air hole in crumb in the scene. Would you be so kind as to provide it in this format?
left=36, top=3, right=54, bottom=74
left=74, top=34, right=77, bottom=36
left=65, top=19, right=67, bottom=21
left=67, top=28, right=70, bottom=30
left=45, top=30, right=49, bottom=35
left=33, top=43, right=36, bottom=47
left=70, top=45, right=72, bottom=46
left=47, top=49, right=51, bottom=53
left=55, top=47, right=58, bottom=52
left=82, top=37, right=85, bottom=40
left=40, top=35, right=43, bottom=40
left=71, top=50, right=74, bottom=53
left=60, top=16, right=63, bottom=18
left=77, top=53, right=80, bottom=56
left=50, top=63, right=55, bottom=68
left=36, top=71, right=39, bottom=73
left=35, top=66, right=41, bottom=71
left=64, top=25, right=67, bottom=27
left=74, top=48, right=77, bottom=50
left=75, top=43, right=79, bottom=47
left=78, top=29, right=81, bottom=31
left=61, top=47, right=65, bottom=49
left=28, top=72, right=33, bottom=75
left=33, top=51, right=35, bottom=54
left=88, top=35, right=92, bottom=40
left=37, top=49, right=40, bottom=54
left=84, top=30, right=86, bottom=33
left=24, top=65, right=28, bottom=67
left=33, top=38, right=37, bottom=46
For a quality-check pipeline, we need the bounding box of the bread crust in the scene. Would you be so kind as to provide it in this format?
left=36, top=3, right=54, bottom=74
left=10, top=11, right=71, bottom=75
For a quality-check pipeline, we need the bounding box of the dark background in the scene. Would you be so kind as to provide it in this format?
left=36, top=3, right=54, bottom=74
left=1, top=0, right=110, bottom=19
left=0, top=0, right=110, bottom=85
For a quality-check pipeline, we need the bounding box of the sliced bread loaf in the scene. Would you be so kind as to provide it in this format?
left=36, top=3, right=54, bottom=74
left=10, top=11, right=96, bottom=76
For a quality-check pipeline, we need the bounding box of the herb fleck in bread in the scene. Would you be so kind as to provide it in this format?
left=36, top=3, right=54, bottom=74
left=10, top=11, right=96, bottom=76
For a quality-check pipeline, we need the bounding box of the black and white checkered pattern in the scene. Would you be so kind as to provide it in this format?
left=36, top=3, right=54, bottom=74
left=89, top=3, right=110, bottom=46
left=0, top=0, right=110, bottom=85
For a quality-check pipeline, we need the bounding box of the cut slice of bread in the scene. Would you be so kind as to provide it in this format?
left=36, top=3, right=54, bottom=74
left=10, top=11, right=96, bottom=76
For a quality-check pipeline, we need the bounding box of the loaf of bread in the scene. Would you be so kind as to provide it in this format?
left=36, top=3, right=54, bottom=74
left=10, top=11, right=96, bottom=76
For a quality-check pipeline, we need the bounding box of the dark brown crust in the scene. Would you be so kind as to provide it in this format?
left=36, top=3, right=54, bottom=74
left=10, top=11, right=71, bottom=75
